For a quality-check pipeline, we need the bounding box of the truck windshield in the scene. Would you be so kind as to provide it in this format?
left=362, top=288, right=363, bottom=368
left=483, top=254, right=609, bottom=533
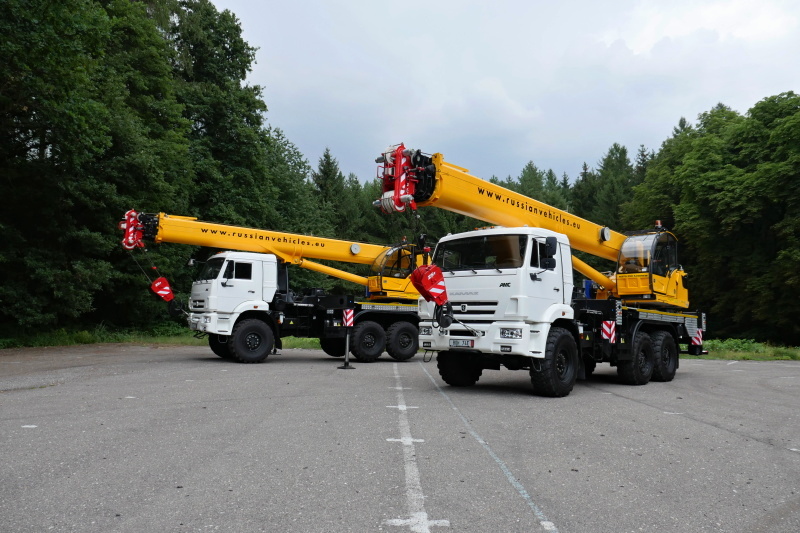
left=433, top=234, right=527, bottom=271
left=197, top=257, right=225, bottom=281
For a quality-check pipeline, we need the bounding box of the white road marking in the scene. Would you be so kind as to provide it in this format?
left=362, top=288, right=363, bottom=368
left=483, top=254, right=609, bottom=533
left=384, top=363, right=449, bottom=532
left=21, top=425, right=37, bottom=428
left=387, top=404, right=419, bottom=411
left=727, top=361, right=738, bottom=365
left=664, top=412, right=684, bottom=415
left=420, top=363, right=559, bottom=533
left=387, top=437, right=425, bottom=445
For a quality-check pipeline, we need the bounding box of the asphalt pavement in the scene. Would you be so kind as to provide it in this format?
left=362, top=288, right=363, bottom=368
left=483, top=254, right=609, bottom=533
left=1, top=344, right=799, bottom=533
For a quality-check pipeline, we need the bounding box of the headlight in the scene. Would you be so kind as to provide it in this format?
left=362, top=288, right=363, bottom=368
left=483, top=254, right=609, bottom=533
left=419, top=326, right=433, bottom=336
left=500, top=328, right=523, bottom=339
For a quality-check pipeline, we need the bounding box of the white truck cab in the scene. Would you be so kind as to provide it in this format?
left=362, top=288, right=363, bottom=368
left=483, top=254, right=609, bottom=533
left=418, top=226, right=573, bottom=359
left=188, top=251, right=278, bottom=336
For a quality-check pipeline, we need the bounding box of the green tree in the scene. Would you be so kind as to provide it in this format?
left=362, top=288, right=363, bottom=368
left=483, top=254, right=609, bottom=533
left=559, top=172, right=571, bottom=200
left=311, top=148, right=347, bottom=236
left=623, top=119, right=698, bottom=230
left=592, top=143, right=634, bottom=229
left=0, top=0, right=192, bottom=331
left=88, top=0, right=195, bottom=327
left=570, top=162, right=599, bottom=220
left=167, top=0, right=276, bottom=228
left=0, top=0, right=110, bottom=331
left=517, top=161, right=544, bottom=198
left=624, top=95, right=800, bottom=344
left=542, top=169, right=569, bottom=210
left=262, top=127, right=319, bottom=234
left=633, top=144, right=654, bottom=186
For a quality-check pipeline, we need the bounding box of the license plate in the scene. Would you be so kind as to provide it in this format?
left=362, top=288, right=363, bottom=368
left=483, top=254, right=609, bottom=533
left=449, top=339, right=474, bottom=348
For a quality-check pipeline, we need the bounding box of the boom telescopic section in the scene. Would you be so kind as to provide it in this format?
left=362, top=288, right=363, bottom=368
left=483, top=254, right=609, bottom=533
left=120, top=209, right=421, bottom=301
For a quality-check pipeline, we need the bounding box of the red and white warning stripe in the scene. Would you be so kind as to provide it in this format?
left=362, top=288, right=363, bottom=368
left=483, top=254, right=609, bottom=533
left=601, top=321, right=616, bottom=343
left=410, top=264, right=449, bottom=306
left=692, top=329, right=703, bottom=346
left=428, top=280, right=446, bottom=299
left=343, top=308, right=354, bottom=327
left=150, top=276, right=174, bottom=302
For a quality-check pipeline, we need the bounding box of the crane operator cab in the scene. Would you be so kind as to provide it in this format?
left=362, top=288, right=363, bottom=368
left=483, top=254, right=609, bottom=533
left=367, top=244, right=418, bottom=300
left=615, top=224, right=689, bottom=308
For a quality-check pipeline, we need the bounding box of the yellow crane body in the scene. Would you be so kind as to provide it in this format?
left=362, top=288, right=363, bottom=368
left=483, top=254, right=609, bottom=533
left=375, top=145, right=689, bottom=308
left=124, top=211, right=420, bottom=302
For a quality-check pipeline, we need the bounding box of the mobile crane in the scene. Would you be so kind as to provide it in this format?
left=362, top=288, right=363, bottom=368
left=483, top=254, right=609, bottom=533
left=120, top=210, right=421, bottom=364
left=375, top=144, right=706, bottom=396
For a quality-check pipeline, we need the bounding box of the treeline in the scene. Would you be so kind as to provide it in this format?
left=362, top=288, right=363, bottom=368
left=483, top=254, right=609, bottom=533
left=1, top=1, right=798, bottom=345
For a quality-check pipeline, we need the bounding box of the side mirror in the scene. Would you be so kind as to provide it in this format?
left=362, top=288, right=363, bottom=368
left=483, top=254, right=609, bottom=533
left=541, top=257, right=557, bottom=270
left=544, top=236, right=558, bottom=258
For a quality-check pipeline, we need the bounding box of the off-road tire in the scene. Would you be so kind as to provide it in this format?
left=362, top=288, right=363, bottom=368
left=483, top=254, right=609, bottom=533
left=350, top=320, right=385, bottom=362
left=320, top=337, right=346, bottom=357
left=530, top=327, right=578, bottom=397
left=229, top=319, right=274, bottom=364
left=386, top=321, right=418, bottom=361
left=208, top=334, right=232, bottom=359
left=651, top=330, right=678, bottom=382
left=617, top=331, right=654, bottom=385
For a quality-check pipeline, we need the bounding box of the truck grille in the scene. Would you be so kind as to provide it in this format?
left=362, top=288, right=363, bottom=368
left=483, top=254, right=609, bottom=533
left=451, top=301, right=497, bottom=322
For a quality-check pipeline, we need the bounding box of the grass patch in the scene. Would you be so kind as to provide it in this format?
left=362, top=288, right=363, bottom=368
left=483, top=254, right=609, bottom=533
left=691, top=339, right=800, bottom=361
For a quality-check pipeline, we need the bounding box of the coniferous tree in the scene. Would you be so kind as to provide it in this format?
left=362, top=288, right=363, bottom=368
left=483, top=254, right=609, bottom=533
left=570, top=162, right=599, bottom=220
left=517, top=161, right=545, bottom=198
left=542, top=169, right=569, bottom=210
left=593, top=143, right=633, bottom=229
left=311, top=148, right=347, bottom=236
left=633, top=144, right=654, bottom=186
left=560, top=172, right=571, bottom=201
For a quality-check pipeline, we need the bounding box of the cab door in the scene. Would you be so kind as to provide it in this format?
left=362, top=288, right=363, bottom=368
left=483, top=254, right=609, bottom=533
left=529, top=237, right=565, bottom=305
left=650, top=233, right=678, bottom=299
left=216, top=259, right=262, bottom=313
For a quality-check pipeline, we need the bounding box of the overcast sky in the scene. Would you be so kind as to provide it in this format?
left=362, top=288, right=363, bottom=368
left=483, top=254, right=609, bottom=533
left=210, top=0, right=799, bottom=182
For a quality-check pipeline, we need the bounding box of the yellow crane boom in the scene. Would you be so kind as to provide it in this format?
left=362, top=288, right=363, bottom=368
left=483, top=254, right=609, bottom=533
left=121, top=210, right=420, bottom=301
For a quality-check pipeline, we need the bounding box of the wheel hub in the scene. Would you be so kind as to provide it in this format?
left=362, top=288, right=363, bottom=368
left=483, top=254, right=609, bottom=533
left=245, top=333, right=262, bottom=351
left=555, top=352, right=567, bottom=378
